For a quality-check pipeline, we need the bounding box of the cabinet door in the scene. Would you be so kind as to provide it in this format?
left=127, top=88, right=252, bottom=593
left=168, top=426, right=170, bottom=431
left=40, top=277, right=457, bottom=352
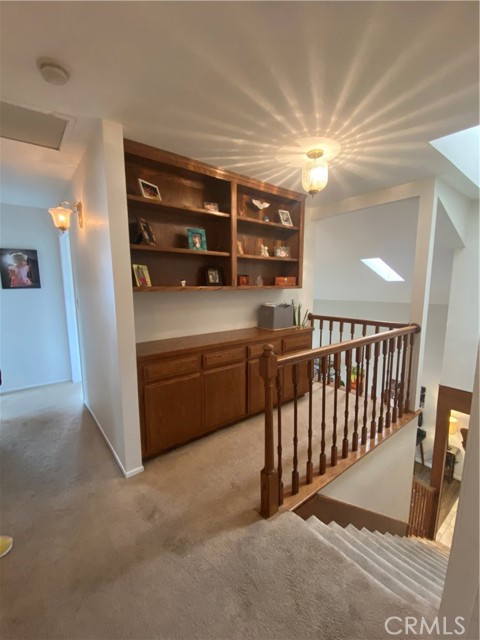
left=144, top=373, right=203, bottom=456
left=204, top=363, right=246, bottom=431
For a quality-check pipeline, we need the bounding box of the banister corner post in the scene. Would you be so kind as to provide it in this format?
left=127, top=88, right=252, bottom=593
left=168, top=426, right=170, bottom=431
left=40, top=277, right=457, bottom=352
left=260, top=344, right=279, bottom=518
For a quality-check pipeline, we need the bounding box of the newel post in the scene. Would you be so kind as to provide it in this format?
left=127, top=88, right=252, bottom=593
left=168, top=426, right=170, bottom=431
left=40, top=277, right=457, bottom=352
left=260, top=344, right=279, bottom=518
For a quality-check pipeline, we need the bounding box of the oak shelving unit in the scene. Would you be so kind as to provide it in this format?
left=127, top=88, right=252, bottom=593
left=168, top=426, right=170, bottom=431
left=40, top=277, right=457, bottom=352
left=124, top=139, right=305, bottom=291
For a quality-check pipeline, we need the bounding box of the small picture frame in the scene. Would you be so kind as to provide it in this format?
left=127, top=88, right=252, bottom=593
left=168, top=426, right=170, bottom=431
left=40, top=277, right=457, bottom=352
left=138, top=178, right=162, bottom=201
left=0, top=248, right=41, bottom=289
left=278, top=209, right=293, bottom=226
left=237, top=240, right=244, bottom=255
left=187, top=228, right=207, bottom=251
left=206, top=266, right=223, bottom=286
left=132, top=264, right=152, bottom=287
left=137, top=217, right=157, bottom=246
left=237, top=274, right=249, bottom=286
left=204, top=202, right=219, bottom=212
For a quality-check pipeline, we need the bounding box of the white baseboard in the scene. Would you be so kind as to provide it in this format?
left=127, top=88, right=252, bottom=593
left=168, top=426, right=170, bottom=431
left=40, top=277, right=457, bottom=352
left=85, top=403, right=144, bottom=479
left=0, top=378, right=72, bottom=395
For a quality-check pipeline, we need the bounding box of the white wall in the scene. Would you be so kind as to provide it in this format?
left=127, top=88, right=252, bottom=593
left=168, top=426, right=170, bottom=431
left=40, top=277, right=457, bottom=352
left=0, top=203, right=71, bottom=392
left=68, top=120, right=142, bottom=477
left=441, top=200, right=479, bottom=392
left=319, top=420, right=417, bottom=522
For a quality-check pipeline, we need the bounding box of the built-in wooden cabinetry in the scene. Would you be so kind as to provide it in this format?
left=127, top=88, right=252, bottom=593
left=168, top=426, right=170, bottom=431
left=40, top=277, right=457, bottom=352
left=137, top=327, right=312, bottom=459
left=124, top=139, right=305, bottom=290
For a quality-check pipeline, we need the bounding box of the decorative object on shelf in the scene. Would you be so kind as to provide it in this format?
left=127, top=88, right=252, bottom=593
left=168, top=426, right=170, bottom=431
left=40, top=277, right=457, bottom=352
left=205, top=266, right=223, bottom=286
left=48, top=201, right=83, bottom=232
left=237, top=240, right=244, bottom=255
left=138, top=178, right=162, bottom=200
left=181, top=280, right=186, bottom=287
left=258, top=303, right=295, bottom=330
left=0, top=248, right=41, bottom=289
left=137, top=217, right=157, bottom=247
left=132, top=264, right=152, bottom=287
left=252, top=198, right=270, bottom=211
left=260, top=244, right=269, bottom=257
left=274, top=245, right=290, bottom=258
left=275, top=276, right=297, bottom=287
left=291, top=300, right=309, bottom=326
left=237, top=274, right=249, bottom=286
left=203, top=202, right=219, bottom=212
left=256, top=275, right=264, bottom=286
left=187, top=228, right=207, bottom=251
left=278, top=210, right=293, bottom=226
left=263, top=215, right=270, bottom=222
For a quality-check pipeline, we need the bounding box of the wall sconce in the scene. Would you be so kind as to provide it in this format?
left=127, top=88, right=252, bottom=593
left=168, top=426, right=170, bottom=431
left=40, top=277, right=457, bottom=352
left=48, top=201, right=83, bottom=233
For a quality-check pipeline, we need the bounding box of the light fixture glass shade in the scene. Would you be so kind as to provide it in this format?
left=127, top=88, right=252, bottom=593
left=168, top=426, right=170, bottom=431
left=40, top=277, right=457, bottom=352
left=302, top=154, right=328, bottom=195
left=449, top=415, right=458, bottom=435
left=48, top=205, right=72, bottom=232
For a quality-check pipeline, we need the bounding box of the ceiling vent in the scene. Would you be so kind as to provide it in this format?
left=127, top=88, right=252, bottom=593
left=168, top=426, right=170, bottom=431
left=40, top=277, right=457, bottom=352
left=0, top=101, right=68, bottom=150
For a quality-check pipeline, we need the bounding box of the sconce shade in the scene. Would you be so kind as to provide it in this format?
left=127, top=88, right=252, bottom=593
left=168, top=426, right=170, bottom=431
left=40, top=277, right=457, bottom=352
left=48, top=205, right=73, bottom=232
left=301, top=150, right=328, bottom=196
left=448, top=415, right=458, bottom=436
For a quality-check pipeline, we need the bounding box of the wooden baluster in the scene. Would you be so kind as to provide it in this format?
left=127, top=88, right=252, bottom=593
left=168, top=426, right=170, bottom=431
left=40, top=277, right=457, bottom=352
left=405, top=332, right=415, bottom=413
left=276, top=372, right=284, bottom=505
left=317, top=319, right=324, bottom=382
left=339, top=321, right=344, bottom=344
left=319, top=356, right=327, bottom=474
left=392, top=336, right=402, bottom=423
left=370, top=341, right=379, bottom=439
left=343, top=349, right=352, bottom=458
left=359, top=323, right=367, bottom=396
left=306, top=359, right=314, bottom=484
left=292, top=363, right=299, bottom=494
left=259, top=345, right=278, bottom=518
left=398, top=334, right=408, bottom=420
left=378, top=339, right=387, bottom=433
left=331, top=353, right=339, bottom=466
left=361, top=344, right=371, bottom=444
left=350, top=322, right=355, bottom=341
left=372, top=325, right=380, bottom=399
left=385, top=338, right=395, bottom=429
left=328, top=320, right=334, bottom=382
left=352, top=347, right=361, bottom=451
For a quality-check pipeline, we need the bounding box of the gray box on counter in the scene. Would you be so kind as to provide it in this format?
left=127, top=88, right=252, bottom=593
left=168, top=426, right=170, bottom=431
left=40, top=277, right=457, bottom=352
left=258, top=303, right=295, bottom=330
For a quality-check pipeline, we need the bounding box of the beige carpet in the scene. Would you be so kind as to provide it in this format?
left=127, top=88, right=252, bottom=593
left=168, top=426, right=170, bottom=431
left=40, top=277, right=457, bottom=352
left=1, top=382, right=426, bottom=640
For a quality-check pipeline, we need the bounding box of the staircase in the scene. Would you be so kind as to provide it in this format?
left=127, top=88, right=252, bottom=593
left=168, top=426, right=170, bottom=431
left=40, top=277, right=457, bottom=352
left=306, top=516, right=449, bottom=615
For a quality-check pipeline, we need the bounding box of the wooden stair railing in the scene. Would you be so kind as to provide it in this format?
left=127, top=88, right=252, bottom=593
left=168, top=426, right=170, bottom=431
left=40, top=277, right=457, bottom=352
left=260, top=321, right=421, bottom=518
left=408, top=479, right=437, bottom=538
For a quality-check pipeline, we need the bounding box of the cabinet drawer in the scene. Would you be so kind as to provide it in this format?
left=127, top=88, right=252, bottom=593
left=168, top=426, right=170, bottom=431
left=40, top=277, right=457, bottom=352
left=143, top=355, right=201, bottom=382
left=248, top=340, right=282, bottom=360
left=282, top=333, right=312, bottom=353
left=203, top=346, right=246, bottom=369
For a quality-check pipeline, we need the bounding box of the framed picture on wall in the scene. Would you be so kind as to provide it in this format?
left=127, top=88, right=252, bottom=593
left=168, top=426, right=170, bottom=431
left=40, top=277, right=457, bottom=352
left=0, top=249, right=41, bottom=289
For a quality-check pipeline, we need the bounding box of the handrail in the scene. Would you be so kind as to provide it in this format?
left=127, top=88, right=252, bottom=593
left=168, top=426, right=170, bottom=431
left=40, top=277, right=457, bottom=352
left=308, top=312, right=410, bottom=330
left=259, top=319, right=421, bottom=518
left=276, top=324, right=420, bottom=368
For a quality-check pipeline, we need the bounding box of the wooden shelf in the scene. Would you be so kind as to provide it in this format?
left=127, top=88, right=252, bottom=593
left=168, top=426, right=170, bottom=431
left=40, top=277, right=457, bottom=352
left=134, top=284, right=301, bottom=293
left=130, top=244, right=230, bottom=258
left=237, top=216, right=299, bottom=231
left=238, top=254, right=298, bottom=263
left=128, top=195, right=231, bottom=218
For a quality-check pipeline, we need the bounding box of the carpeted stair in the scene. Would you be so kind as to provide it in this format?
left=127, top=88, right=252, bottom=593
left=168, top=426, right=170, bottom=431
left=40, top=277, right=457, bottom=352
left=306, top=516, right=449, bottom=616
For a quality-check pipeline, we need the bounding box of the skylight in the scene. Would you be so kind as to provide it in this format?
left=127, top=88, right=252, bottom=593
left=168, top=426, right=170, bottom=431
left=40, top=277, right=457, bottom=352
left=361, top=258, right=404, bottom=282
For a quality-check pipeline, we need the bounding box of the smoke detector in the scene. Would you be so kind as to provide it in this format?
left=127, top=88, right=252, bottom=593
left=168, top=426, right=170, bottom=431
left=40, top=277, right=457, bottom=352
left=37, top=58, right=70, bottom=86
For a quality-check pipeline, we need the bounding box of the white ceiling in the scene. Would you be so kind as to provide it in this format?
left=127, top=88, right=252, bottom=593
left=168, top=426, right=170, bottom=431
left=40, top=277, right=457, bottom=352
left=0, top=1, right=479, bottom=209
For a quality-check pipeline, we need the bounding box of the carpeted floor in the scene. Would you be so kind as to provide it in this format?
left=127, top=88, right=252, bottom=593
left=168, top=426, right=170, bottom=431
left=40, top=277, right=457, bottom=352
left=0, top=382, right=427, bottom=640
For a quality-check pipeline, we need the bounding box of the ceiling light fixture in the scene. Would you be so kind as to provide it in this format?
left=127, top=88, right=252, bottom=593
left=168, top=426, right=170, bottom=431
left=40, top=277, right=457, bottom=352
left=361, top=258, right=404, bottom=282
left=48, top=201, right=83, bottom=233
left=37, top=58, right=70, bottom=86
left=302, top=149, right=328, bottom=196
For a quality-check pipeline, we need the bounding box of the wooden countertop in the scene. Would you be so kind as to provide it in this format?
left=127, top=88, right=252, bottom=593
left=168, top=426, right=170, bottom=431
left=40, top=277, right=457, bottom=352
left=136, top=326, right=313, bottom=360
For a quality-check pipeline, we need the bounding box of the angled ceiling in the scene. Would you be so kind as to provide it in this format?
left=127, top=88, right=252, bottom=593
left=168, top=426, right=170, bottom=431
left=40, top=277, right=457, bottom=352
left=0, top=1, right=479, bottom=208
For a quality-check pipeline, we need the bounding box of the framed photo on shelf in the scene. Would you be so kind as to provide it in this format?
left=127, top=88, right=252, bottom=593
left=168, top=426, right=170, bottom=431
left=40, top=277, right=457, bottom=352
left=237, top=274, right=249, bottom=286
left=132, top=264, right=152, bottom=287
left=137, top=217, right=157, bottom=247
left=138, top=178, right=162, bottom=201
left=187, top=228, right=207, bottom=251
left=205, top=266, right=223, bottom=286
left=278, top=209, right=293, bottom=226
left=203, top=202, right=219, bottom=212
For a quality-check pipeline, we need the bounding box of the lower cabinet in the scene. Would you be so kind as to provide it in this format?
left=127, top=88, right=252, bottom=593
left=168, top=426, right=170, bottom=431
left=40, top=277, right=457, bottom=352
left=204, top=362, right=246, bottom=431
left=144, top=373, right=203, bottom=456
left=137, top=327, right=313, bottom=459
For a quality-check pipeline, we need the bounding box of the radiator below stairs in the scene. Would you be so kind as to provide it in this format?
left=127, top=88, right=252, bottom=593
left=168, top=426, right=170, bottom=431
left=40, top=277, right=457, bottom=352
left=306, top=517, right=450, bottom=614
